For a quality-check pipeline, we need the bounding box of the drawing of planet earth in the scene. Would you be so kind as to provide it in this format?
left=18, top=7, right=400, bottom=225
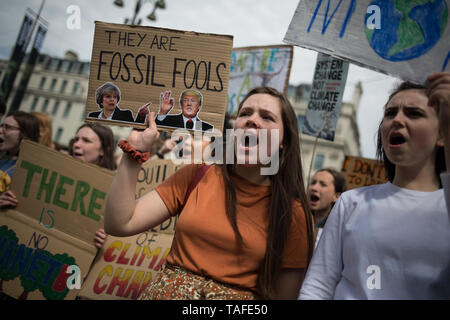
left=365, top=0, right=448, bottom=61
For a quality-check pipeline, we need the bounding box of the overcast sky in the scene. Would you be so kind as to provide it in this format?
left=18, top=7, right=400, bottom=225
left=0, top=0, right=400, bottom=158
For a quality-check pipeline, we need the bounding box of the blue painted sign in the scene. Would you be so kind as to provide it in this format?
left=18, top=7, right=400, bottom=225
left=227, top=45, right=293, bottom=117
left=284, top=0, right=450, bottom=84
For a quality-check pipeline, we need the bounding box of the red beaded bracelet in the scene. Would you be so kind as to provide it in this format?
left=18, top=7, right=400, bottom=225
left=118, top=140, right=150, bottom=164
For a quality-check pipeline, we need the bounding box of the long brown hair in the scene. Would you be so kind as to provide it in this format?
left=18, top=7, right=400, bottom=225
left=220, top=87, right=314, bottom=299
left=31, top=111, right=53, bottom=148
left=7, top=111, right=40, bottom=143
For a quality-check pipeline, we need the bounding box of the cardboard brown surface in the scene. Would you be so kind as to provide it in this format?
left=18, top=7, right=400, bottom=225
left=77, top=231, right=173, bottom=300
left=86, top=21, right=233, bottom=133
left=0, top=210, right=96, bottom=300
left=78, top=159, right=181, bottom=299
left=341, top=155, right=388, bottom=190
left=0, top=140, right=113, bottom=299
left=0, top=143, right=183, bottom=300
left=10, top=140, right=114, bottom=244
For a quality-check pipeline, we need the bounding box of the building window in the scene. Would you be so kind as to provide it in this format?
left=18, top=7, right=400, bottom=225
left=297, top=115, right=306, bottom=131
left=70, top=61, right=80, bottom=73
left=48, top=59, right=59, bottom=71
left=336, top=123, right=342, bottom=135
left=72, top=82, right=79, bottom=95
left=31, top=97, right=39, bottom=111
left=42, top=99, right=49, bottom=113
left=60, top=80, right=68, bottom=94
left=81, top=105, right=86, bottom=121
left=49, top=79, right=57, bottom=92
left=313, top=154, right=325, bottom=171
left=39, top=77, right=46, bottom=90
left=52, top=100, right=60, bottom=116
left=63, top=102, right=72, bottom=118
left=54, top=127, right=63, bottom=143
left=330, top=153, right=339, bottom=160
left=56, top=60, right=63, bottom=72
left=81, top=63, right=90, bottom=75
left=62, top=60, right=71, bottom=72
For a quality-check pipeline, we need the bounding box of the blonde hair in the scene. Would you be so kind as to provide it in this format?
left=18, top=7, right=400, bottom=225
left=31, top=111, right=53, bottom=148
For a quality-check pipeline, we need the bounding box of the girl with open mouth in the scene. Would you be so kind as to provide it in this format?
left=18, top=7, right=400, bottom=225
left=105, top=87, right=314, bottom=300
left=307, top=168, right=346, bottom=248
left=0, top=111, right=40, bottom=207
left=299, top=72, right=450, bottom=300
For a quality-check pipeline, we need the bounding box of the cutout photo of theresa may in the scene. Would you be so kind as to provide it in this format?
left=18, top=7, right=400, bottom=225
left=88, top=82, right=148, bottom=124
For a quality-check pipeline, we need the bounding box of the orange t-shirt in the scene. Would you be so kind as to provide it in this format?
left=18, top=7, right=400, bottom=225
left=155, top=164, right=309, bottom=292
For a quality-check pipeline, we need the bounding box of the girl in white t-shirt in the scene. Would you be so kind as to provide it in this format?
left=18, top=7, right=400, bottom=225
left=299, top=72, right=450, bottom=299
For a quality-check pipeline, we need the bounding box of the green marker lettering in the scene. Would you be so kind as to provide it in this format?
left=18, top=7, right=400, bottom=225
left=87, top=188, right=105, bottom=222
left=53, top=175, right=74, bottom=210
left=37, top=169, right=57, bottom=203
left=20, top=161, right=42, bottom=198
left=71, top=180, right=90, bottom=215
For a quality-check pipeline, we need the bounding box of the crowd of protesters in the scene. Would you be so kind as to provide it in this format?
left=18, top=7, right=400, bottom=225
left=0, top=71, right=449, bottom=300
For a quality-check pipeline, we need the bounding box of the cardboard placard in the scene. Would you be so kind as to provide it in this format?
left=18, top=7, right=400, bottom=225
left=0, top=211, right=95, bottom=300
left=78, top=159, right=181, bottom=299
left=9, top=140, right=114, bottom=244
left=227, top=45, right=293, bottom=117
left=341, top=155, right=388, bottom=190
left=77, top=231, right=173, bottom=300
left=284, top=0, right=450, bottom=84
left=0, top=140, right=114, bottom=300
left=86, top=21, right=233, bottom=133
left=302, top=53, right=349, bottom=141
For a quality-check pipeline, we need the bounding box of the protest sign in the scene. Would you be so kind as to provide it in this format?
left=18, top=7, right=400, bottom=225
left=0, top=212, right=95, bottom=300
left=0, top=140, right=114, bottom=300
left=283, top=0, right=450, bottom=84
left=86, top=21, right=233, bottom=133
left=77, top=231, right=173, bottom=300
left=302, top=53, right=349, bottom=141
left=227, top=45, right=293, bottom=117
left=78, top=159, right=179, bottom=299
left=341, top=155, right=388, bottom=190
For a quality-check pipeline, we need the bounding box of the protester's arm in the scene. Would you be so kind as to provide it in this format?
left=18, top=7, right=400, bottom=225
left=0, top=190, right=18, bottom=209
left=274, top=268, right=306, bottom=299
left=104, top=113, right=171, bottom=237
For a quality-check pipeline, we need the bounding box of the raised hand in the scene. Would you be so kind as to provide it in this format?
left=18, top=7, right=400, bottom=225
left=158, top=91, right=175, bottom=115
left=128, top=111, right=160, bottom=152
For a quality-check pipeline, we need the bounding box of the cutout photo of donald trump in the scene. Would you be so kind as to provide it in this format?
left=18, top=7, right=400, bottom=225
left=155, top=90, right=213, bottom=132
